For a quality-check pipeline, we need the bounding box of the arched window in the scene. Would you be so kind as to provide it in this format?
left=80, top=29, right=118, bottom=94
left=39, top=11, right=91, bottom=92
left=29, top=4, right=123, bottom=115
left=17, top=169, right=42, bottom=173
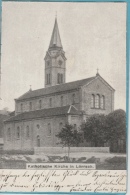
left=49, top=98, right=52, bottom=107
left=95, top=94, right=100, bottom=108
left=46, top=74, right=48, bottom=84
left=37, top=135, right=40, bottom=147
left=29, top=102, right=32, bottom=111
left=61, top=96, right=63, bottom=106
left=61, top=74, right=63, bottom=83
left=49, top=74, right=51, bottom=84
left=100, top=95, right=105, bottom=109
left=57, top=73, right=60, bottom=84
left=7, top=128, right=11, bottom=141
left=72, top=94, right=75, bottom=104
left=59, top=122, right=63, bottom=131
left=26, top=126, right=30, bottom=139
left=21, top=103, right=23, bottom=112
left=16, top=127, right=20, bottom=139
left=91, top=94, right=95, bottom=108
left=39, top=100, right=42, bottom=109
left=59, top=74, right=61, bottom=83
left=36, top=124, right=40, bottom=134
left=47, top=123, right=51, bottom=136
left=46, top=74, right=51, bottom=84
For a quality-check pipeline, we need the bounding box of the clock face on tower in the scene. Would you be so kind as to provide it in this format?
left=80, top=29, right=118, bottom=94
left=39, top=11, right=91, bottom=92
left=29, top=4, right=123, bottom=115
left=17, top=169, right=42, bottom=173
left=58, top=60, right=63, bottom=66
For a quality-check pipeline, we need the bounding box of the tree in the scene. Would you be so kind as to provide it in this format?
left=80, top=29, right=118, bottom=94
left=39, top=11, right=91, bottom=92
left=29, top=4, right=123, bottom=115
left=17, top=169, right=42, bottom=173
left=56, top=124, right=83, bottom=159
left=81, top=114, right=106, bottom=147
left=105, top=109, right=126, bottom=152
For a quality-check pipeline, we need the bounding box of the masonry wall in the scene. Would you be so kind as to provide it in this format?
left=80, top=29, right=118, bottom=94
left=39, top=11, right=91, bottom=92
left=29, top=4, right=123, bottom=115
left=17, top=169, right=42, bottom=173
left=45, top=50, right=66, bottom=88
left=4, top=115, right=71, bottom=151
left=81, top=77, right=114, bottom=115
left=15, top=89, right=80, bottom=115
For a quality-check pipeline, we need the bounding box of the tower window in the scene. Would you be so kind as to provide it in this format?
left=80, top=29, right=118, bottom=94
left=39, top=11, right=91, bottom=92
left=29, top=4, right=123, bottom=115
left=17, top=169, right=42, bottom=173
left=26, top=126, right=30, bottom=139
left=46, top=74, right=51, bottom=85
left=29, top=102, right=32, bottom=111
left=57, top=73, right=63, bottom=84
left=49, top=74, right=51, bottom=84
left=47, top=123, right=51, bottom=136
left=91, top=94, right=95, bottom=108
left=72, top=94, right=76, bottom=104
left=61, top=74, right=63, bottom=83
left=57, top=73, right=60, bottom=84
left=16, top=127, right=20, bottom=139
left=100, top=95, right=105, bottom=109
left=95, top=94, right=100, bottom=108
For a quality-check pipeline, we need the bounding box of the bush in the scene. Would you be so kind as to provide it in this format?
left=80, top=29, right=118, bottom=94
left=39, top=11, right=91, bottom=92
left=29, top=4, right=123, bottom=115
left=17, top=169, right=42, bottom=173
left=86, top=156, right=100, bottom=163
left=105, top=156, right=126, bottom=163
left=36, top=158, right=42, bottom=163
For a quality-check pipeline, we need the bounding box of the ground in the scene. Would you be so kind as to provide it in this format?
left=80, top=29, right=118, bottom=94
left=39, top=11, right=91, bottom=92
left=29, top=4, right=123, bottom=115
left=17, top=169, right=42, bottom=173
left=0, top=152, right=126, bottom=170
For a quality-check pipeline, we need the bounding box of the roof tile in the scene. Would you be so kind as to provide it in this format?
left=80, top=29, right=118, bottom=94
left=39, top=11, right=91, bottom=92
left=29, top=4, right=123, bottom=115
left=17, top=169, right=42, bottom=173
left=16, top=77, right=95, bottom=101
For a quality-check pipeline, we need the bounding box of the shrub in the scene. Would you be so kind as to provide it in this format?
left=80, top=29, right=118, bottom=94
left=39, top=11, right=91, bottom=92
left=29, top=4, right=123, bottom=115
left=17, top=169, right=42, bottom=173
left=105, top=156, right=126, bottom=163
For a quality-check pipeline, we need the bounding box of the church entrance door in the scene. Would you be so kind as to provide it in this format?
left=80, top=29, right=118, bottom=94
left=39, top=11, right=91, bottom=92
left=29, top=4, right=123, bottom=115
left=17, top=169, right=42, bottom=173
left=37, top=135, right=40, bottom=147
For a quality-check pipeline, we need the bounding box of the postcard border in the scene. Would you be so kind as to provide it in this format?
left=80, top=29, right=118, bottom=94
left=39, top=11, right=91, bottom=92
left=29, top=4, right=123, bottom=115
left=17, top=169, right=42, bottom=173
left=0, top=0, right=129, bottom=195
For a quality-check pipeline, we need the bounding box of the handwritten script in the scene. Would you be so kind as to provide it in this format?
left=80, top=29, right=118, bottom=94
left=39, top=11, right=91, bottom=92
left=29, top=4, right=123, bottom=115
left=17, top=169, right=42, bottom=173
left=0, top=170, right=126, bottom=192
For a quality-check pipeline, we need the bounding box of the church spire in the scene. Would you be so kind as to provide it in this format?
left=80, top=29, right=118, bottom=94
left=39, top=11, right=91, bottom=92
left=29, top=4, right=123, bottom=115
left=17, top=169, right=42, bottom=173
left=49, top=18, right=62, bottom=49
left=44, top=17, right=66, bottom=88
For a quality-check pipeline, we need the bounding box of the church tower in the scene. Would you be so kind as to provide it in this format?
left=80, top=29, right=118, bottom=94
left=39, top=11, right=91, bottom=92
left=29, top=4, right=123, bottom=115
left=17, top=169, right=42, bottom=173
left=44, top=18, right=67, bottom=88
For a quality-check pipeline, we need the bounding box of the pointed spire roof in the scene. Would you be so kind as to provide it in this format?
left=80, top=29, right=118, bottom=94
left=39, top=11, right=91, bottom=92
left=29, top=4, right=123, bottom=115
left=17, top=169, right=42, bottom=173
left=49, top=18, right=62, bottom=49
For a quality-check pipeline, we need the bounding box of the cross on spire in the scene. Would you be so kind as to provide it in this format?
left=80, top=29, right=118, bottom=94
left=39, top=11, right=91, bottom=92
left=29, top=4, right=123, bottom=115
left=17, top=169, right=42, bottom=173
left=96, top=68, right=99, bottom=76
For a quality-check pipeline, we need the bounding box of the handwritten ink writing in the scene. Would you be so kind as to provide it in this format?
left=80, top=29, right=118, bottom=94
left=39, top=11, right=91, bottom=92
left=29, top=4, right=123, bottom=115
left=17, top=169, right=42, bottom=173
left=0, top=170, right=126, bottom=193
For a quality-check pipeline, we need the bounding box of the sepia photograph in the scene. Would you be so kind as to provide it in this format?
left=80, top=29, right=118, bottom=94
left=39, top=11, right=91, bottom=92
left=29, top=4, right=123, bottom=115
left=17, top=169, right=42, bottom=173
left=0, top=1, right=127, bottom=175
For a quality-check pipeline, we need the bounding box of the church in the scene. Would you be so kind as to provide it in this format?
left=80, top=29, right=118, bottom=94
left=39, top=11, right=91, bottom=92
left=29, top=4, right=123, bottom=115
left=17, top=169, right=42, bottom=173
left=3, top=18, right=115, bottom=152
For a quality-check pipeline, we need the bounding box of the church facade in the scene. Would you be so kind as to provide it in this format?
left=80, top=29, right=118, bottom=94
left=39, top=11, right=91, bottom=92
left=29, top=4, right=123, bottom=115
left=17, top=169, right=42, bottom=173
left=4, top=18, right=115, bottom=152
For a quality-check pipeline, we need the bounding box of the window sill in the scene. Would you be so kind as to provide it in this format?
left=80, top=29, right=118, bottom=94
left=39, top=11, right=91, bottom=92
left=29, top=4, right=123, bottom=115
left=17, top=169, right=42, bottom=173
left=91, top=108, right=105, bottom=110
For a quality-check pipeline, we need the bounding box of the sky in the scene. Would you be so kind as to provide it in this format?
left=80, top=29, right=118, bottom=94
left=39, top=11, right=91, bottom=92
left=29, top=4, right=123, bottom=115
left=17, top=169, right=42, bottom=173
left=0, top=2, right=126, bottom=111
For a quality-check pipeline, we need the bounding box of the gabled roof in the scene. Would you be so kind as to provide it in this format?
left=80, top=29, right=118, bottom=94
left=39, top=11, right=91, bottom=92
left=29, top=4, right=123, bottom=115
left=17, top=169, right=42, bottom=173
left=4, top=105, right=80, bottom=123
left=16, top=76, right=95, bottom=101
left=49, top=18, right=62, bottom=49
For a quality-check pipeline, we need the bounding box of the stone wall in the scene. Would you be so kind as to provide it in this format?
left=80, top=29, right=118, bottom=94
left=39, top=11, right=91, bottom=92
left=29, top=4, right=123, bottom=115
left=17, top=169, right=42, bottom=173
left=81, top=77, right=114, bottom=115
left=34, top=147, right=110, bottom=154
left=4, top=114, right=79, bottom=150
